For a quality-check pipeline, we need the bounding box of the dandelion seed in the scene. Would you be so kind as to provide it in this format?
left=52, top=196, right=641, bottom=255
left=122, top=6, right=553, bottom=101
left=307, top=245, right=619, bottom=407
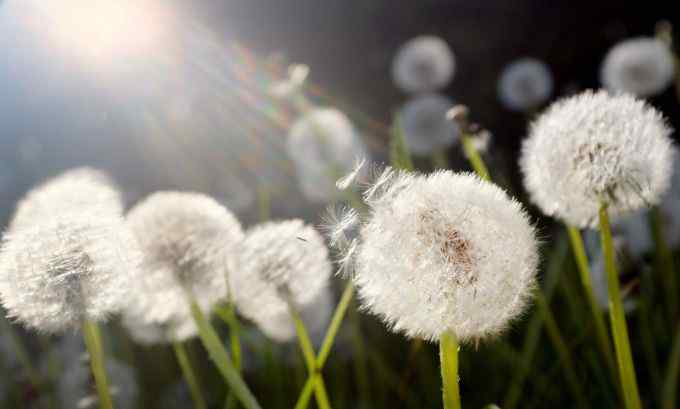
left=600, top=37, right=675, bottom=97
left=520, top=90, right=674, bottom=228
left=336, top=156, right=367, bottom=191
left=392, top=35, right=455, bottom=94
left=230, top=220, right=331, bottom=326
left=321, top=204, right=360, bottom=249
left=0, top=211, right=140, bottom=332
left=287, top=108, right=369, bottom=202
left=124, top=191, right=244, bottom=325
left=398, top=94, right=459, bottom=156
left=351, top=170, right=538, bottom=342
left=498, top=58, right=553, bottom=112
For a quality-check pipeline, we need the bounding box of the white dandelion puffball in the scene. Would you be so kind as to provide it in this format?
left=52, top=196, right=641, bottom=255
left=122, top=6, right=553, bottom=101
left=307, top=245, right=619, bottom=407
left=398, top=94, right=459, bottom=156
left=520, top=90, right=674, bottom=228
left=122, top=311, right=197, bottom=345
left=8, top=167, right=123, bottom=232
left=254, top=287, right=333, bottom=344
left=287, top=108, right=369, bottom=202
left=392, top=35, right=455, bottom=94
left=353, top=170, right=538, bottom=342
left=125, top=191, right=244, bottom=325
left=498, top=58, right=553, bottom=112
left=231, top=220, right=331, bottom=326
left=601, top=37, right=675, bottom=97
left=0, top=212, right=140, bottom=333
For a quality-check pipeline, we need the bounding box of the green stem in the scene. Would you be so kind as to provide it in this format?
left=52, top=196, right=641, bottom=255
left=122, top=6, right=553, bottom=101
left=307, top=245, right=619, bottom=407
left=294, top=283, right=355, bottom=409
left=290, top=303, right=332, bottom=409
left=440, top=331, right=461, bottom=409
left=534, top=292, right=588, bottom=409
left=663, top=324, right=680, bottom=409
left=82, top=320, right=113, bottom=409
left=460, top=133, right=490, bottom=181
left=216, top=304, right=242, bottom=371
left=566, top=225, right=618, bottom=382
left=599, top=204, right=642, bottom=409
left=189, top=299, right=262, bottom=409
left=649, top=207, right=678, bottom=322
left=173, top=342, right=207, bottom=409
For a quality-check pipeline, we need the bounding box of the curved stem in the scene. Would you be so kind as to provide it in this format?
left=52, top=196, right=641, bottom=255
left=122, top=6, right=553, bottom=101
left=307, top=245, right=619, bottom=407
left=173, top=342, right=207, bottom=409
left=599, top=204, right=642, bottom=409
left=460, top=133, right=490, bottom=181
left=440, top=331, right=461, bottom=409
left=82, top=320, right=114, bottom=409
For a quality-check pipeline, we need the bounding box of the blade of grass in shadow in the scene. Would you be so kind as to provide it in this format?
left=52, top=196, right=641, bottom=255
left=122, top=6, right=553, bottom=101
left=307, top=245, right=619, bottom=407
left=663, top=324, right=680, bottom=409
left=173, top=342, right=207, bottom=409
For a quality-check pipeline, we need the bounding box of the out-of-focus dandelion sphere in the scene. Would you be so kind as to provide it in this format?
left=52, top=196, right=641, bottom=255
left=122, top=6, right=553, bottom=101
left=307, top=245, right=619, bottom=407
left=600, top=37, right=675, bottom=97
left=521, top=90, right=674, bottom=228
left=354, top=170, right=538, bottom=342
left=498, top=58, right=554, bottom=112
left=256, top=288, right=332, bottom=344
left=287, top=108, right=369, bottom=202
left=392, top=35, right=456, bottom=94
left=398, top=94, right=459, bottom=156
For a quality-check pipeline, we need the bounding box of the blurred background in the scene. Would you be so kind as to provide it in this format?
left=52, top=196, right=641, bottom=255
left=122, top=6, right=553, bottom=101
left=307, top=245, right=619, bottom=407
left=1, top=1, right=680, bottom=408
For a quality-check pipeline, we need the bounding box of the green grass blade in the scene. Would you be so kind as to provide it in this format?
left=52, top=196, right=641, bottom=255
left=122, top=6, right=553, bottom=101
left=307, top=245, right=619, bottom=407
left=390, top=114, right=415, bottom=171
left=663, top=324, right=680, bottom=409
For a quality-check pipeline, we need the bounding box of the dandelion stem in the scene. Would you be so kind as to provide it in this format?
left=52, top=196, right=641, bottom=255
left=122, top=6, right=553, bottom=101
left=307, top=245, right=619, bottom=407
left=173, top=342, right=207, bottom=409
left=294, top=283, right=355, bottom=409
left=599, top=203, right=642, bottom=409
left=566, top=225, right=618, bottom=381
left=440, top=331, right=461, bottom=409
left=82, top=320, right=114, bottom=409
left=649, top=206, right=678, bottom=322
left=390, top=113, right=415, bottom=171
left=189, top=299, right=262, bottom=409
left=460, top=133, right=490, bottom=181
left=663, top=324, right=680, bottom=409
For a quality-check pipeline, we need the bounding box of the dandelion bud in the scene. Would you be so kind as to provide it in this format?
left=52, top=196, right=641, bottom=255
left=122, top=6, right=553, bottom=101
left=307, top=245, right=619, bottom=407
left=230, top=220, right=332, bottom=326
left=399, top=94, right=459, bottom=156
left=0, top=212, right=140, bottom=332
left=287, top=108, right=369, bottom=202
left=125, top=191, right=244, bottom=324
left=350, top=170, right=538, bottom=342
left=520, top=90, right=674, bottom=228
left=600, top=37, right=675, bottom=97
left=392, top=35, right=455, bottom=94
left=498, top=58, right=553, bottom=112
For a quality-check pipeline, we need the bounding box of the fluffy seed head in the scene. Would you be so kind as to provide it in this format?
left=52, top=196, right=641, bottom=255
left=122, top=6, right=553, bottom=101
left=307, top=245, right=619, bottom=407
left=125, top=191, right=244, bottom=324
left=601, top=37, right=675, bottom=97
left=351, top=169, right=538, bottom=342
left=9, top=167, right=122, bottom=232
left=398, top=94, right=459, bottom=156
left=520, top=90, right=674, bottom=228
left=287, top=108, right=369, bottom=202
left=122, top=312, right=197, bottom=345
left=498, top=58, right=553, bottom=112
left=392, top=35, right=455, bottom=93
left=231, top=220, right=332, bottom=325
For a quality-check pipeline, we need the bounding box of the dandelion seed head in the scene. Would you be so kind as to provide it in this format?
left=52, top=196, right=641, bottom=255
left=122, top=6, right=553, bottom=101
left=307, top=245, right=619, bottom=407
left=287, top=108, right=369, bottom=202
left=354, top=170, right=538, bottom=342
left=125, top=191, right=243, bottom=324
left=520, top=90, right=674, bottom=228
left=122, top=311, right=197, bottom=345
left=231, top=219, right=331, bottom=324
left=392, top=35, right=455, bottom=94
left=399, top=94, right=459, bottom=156
left=498, top=58, right=553, bottom=112
left=601, top=37, right=675, bottom=97
left=9, top=167, right=122, bottom=232
left=0, top=212, right=139, bottom=333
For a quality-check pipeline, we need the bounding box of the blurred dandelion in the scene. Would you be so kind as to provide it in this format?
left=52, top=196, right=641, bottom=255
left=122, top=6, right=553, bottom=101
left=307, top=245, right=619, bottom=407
left=520, top=90, right=674, bottom=228
left=392, top=35, right=456, bottom=94
left=601, top=37, right=675, bottom=97
left=498, top=58, right=553, bottom=112
left=398, top=94, right=459, bottom=156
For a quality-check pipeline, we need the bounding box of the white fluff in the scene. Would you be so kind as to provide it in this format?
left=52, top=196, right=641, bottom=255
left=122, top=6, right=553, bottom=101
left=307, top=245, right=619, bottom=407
left=122, top=312, right=198, bottom=345
left=350, top=169, right=538, bottom=342
left=287, top=108, right=369, bottom=202
left=392, top=35, right=455, bottom=94
left=601, top=37, right=675, bottom=97
left=125, top=191, right=243, bottom=326
left=520, top=90, right=674, bottom=228
left=398, top=94, right=459, bottom=156
left=231, top=220, right=331, bottom=328
left=498, top=58, right=553, bottom=112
